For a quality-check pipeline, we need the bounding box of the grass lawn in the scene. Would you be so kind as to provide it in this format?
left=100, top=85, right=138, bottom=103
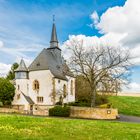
left=0, top=114, right=140, bottom=140
left=109, top=96, right=140, bottom=116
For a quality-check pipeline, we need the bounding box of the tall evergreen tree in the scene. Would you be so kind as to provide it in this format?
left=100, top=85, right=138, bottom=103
left=6, top=63, right=19, bottom=80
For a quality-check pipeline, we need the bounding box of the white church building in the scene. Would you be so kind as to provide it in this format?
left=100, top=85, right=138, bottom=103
left=12, top=21, right=75, bottom=114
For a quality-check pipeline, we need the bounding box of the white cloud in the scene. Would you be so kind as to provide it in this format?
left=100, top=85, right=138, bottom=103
left=0, top=62, right=11, bottom=77
left=0, top=41, right=4, bottom=48
left=93, top=0, right=140, bottom=65
left=90, top=11, right=99, bottom=26
left=123, top=82, right=140, bottom=93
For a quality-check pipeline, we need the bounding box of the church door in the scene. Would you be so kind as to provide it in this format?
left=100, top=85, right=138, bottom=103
left=30, top=105, right=33, bottom=115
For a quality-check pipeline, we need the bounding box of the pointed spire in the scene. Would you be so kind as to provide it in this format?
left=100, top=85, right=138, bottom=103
left=50, top=15, right=59, bottom=48
left=15, top=59, right=28, bottom=72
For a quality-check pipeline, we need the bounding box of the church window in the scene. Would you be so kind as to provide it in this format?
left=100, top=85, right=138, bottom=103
left=71, top=80, right=73, bottom=95
left=37, top=97, right=43, bottom=103
left=63, top=84, right=67, bottom=97
left=58, top=79, right=61, bottom=83
left=33, top=80, right=39, bottom=90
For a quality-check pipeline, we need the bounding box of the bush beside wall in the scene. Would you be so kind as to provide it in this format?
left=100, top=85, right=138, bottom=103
left=49, top=106, right=70, bottom=117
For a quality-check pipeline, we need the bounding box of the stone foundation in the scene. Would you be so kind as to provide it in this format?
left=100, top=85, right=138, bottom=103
left=70, top=107, right=118, bottom=119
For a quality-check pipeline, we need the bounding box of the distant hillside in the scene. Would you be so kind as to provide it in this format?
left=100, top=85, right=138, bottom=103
left=109, top=96, right=140, bottom=116
left=118, top=93, right=140, bottom=97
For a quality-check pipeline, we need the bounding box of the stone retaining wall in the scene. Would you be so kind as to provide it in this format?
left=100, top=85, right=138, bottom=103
left=0, top=107, right=24, bottom=114
left=33, top=105, right=53, bottom=116
left=70, top=107, right=118, bottom=119
left=0, top=106, right=118, bottom=119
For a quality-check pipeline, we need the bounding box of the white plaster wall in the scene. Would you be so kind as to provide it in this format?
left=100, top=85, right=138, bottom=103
left=55, top=76, right=75, bottom=103
left=29, top=70, right=53, bottom=105
left=15, top=79, right=29, bottom=96
left=12, top=91, right=29, bottom=110
left=13, top=70, right=75, bottom=107
left=55, top=78, right=68, bottom=103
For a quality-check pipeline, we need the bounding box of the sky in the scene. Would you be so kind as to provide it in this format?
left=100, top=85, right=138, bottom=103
left=0, top=0, right=140, bottom=93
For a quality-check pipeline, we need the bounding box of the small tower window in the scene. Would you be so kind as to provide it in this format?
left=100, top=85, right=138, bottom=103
left=33, top=80, right=39, bottom=90
left=17, top=85, right=20, bottom=90
left=36, top=62, right=40, bottom=66
left=17, top=94, right=20, bottom=100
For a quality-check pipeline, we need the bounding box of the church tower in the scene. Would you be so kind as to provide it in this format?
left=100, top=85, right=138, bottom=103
left=15, top=59, right=29, bottom=95
left=15, top=59, right=28, bottom=79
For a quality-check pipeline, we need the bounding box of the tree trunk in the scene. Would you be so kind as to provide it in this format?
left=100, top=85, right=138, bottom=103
left=90, top=84, right=96, bottom=107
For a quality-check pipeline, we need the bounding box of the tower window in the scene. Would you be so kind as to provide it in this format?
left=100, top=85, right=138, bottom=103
left=36, top=62, right=40, bottom=66
left=17, top=94, right=20, bottom=100
left=33, top=80, right=39, bottom=90
left=17, top=85, right=20, bottom=90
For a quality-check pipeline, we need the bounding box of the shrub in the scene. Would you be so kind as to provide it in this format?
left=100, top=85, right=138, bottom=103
left=95, top=95, right=109, bottom=106
left=68, top=100, right=90, bottom=107
left=0, top=78, right=15, bottom=105
left=55, top=101, right=62, bottom=105
left=0, top=101, right=3, bottom=107
left=98, top=103, right=112, bottom=108
left=49, top=106, right=70, bottom=117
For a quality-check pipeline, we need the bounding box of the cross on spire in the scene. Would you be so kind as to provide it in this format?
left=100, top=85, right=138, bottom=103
left=50, top=15, right=59, bottom=48
left=53, top=15, right=55, bottom=23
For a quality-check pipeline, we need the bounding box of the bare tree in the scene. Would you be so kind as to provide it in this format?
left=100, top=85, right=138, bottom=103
left=65, top=39, right=131, bottom=107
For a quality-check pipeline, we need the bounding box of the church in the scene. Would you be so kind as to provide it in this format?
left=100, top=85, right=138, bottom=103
left=12, top=21, right=75, bottom=114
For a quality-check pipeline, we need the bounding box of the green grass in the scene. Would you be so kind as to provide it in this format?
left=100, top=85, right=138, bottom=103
left=0, top=114, right=140, bottom=140
left=109, top=96, right=140, bottom=116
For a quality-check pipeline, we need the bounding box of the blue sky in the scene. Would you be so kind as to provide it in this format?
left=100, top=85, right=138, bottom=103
left=1, top=0, right=140, bottom=92
left=0, top=0, right=126, bottom=63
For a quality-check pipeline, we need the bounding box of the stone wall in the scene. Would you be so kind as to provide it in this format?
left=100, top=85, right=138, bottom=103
left=70, top=107, right=118, bottom=119
left=0, top=107, right=25, bottom=114
left=33, top=105, right=53, bottom=116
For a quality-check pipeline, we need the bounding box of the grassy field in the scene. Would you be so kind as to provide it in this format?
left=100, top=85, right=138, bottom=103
left=0, top=114, right=140, bottom=140
left=109, top=96, right=140, bottom=116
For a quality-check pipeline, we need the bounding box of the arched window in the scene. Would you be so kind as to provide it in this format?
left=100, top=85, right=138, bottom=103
left=63, top=84, right=67, bottom=97
left=33, top=80, right=39, bottom=90
left=70, top=80, right=74, bottom=95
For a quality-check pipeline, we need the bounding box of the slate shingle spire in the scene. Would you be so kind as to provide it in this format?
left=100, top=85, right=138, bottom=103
left=50, top=15, right=59, bottom=48
left=15, top=59, right=28, bottom=72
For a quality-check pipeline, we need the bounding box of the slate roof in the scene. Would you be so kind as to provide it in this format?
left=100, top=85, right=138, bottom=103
left=15, top=59, right=28, bottom=72
left=28, top=48, right=68, bottom=80
left=22, top=92, right=34, bottom=104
